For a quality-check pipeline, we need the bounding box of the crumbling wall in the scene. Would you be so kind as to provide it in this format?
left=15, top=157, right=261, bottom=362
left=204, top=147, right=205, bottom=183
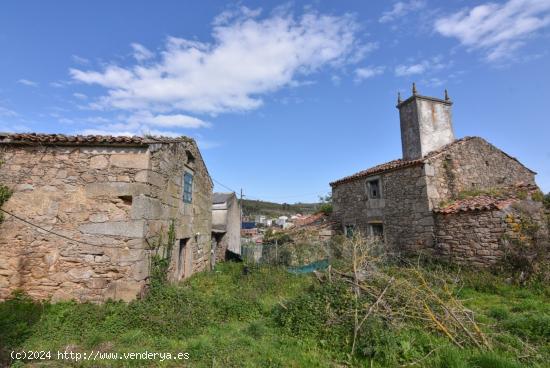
left=0, top=140, right=213, bottom=302
left=434, top=210, right=507, bottom=267
left=434, top=200, right=547, bottom=267
left=424, top=137, right=536, bottom=208
left=0, top=145, right=152, bottom=302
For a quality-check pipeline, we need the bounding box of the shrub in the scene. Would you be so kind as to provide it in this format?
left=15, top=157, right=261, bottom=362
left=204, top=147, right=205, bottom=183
left=544, top=192, right=550, bottom=210
left=0, top=292, right=45, bottom=366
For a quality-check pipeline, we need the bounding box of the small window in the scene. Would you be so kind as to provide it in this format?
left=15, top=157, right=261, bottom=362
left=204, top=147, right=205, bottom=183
left=366, top=179, right=381, bottom=199
left=345, top=224, right=355, bottom=238
left=183, top=172, right=193, bottom=203
left=186, top=150, right=195, bottom=165
left=369, top=223, right=384, bottom=239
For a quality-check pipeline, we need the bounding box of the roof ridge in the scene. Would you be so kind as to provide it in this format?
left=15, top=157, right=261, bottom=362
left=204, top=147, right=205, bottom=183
left=330, top=137, right=482, bottom=187
left=0, top=132, right=192, bottom=146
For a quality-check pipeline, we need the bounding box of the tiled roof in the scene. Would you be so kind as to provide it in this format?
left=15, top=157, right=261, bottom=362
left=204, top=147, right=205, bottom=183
left=213, top=192, right=234, bottom=204
left=0, top=133, right=192, bottom=146
left=329, top=136, right=535, bottom=187
left=329, top=158, right=424, bottom=186
left=433, top=196, right=517, bottom=214
left=434, top=184, right=539, bottom=214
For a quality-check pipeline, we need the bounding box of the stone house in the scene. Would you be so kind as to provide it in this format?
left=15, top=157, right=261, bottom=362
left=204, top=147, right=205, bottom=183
left=330, top=86, right=545, bottom=266
left=211, top=192, right=241, bottom=266
left=0, top=133, right=212, bottom=302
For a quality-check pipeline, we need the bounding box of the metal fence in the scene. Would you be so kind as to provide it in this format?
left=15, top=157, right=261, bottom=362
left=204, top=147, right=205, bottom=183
left=240, top=238, right=331, bottom=273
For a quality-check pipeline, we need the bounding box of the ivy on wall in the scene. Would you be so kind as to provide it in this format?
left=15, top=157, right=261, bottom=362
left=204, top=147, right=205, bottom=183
left=148, top=220, right=176, bottom=289
left=0, top=158, right=13, bottom=223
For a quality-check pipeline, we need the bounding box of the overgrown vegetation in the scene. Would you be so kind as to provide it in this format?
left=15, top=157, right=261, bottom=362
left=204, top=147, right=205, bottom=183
left=316, top=193, right=333, bottom=215
left=0, top=157, right=13, bottom=223
left=497, top=202, right=550, bottom=284
left=242, top=198, right=318, bottom=217
left=0, top=184, right=12, bottom=223
left=543, top=192, right=550, bottom=210
left=1, top=237, right=549, bottom=367
left=148, top=220, right=176, bottom=288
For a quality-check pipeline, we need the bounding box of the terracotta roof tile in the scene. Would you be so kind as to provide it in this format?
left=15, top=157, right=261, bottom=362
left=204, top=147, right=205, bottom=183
left=329, top=158, right=424, bottom=186
left=434, top=184, right=539, bottom=214
left=0, top=132, right=192, bottom=146
left=329, top=136, right=532, bottom=187
left=434, top=196, right=516, bottom=214
left=329, top=137, right=477, bottom=187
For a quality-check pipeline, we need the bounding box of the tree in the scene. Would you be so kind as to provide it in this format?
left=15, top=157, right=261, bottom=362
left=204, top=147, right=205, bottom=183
left=544, top=192, right=550, bottom=210
left=317, top=193, right=333, bottom=215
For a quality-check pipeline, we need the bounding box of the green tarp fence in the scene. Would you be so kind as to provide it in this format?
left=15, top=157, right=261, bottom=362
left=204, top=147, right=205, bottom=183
left=287, top=259, right=329, bottom=274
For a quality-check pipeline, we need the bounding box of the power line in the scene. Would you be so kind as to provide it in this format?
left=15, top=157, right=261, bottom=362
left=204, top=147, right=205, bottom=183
left=245, top=191, right=327, bottom=200
left=0, top=208, right=99, bottom=246
left=212, top=177, right=328, bottom=201
left=212, top=177, right=237, bottom=193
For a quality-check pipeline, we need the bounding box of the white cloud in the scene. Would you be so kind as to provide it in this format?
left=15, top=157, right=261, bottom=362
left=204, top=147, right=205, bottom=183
left=73, top=92, right=88, bottom=100
left=17, top=79, right=38, bottom=87
left=354, top=66, right=385, bottom=82
left=131, top=43, right=154, bottom=62
left=379, top=1, right=426, bottom=23
left=394, top=56, right=447, bottom=76
left=0, top=123, right=30, bottom=132
left=77, top=111, right=209, bottom=139
left=72, top=55, right=90, bottom=65
left=395, top=63, right=426, bottom=76
left=434, top=0, right=550, bottom=61
left=70, top=7, right=365, bottom=116
left=420, top=77, right=445, bottom=87
left=0, top=106, right=18, bottom=117
left=126, top=111, right=210, bottom=128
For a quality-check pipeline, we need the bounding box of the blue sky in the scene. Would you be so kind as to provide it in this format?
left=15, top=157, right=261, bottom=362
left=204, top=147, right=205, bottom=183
left=1, top=0, right=549, bottom=202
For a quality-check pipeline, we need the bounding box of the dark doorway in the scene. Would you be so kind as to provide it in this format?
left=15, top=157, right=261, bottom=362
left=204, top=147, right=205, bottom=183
left=211, top=233, right=225, bottom=268
left=178, top=238, right=190, bottom=280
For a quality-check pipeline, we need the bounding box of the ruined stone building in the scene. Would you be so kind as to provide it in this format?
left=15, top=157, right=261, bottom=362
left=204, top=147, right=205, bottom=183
left=0, top=133, right=213, bottom=302
left=211, top=192, right=241, bottom=266
left=331, top=86, right=546, bottom=266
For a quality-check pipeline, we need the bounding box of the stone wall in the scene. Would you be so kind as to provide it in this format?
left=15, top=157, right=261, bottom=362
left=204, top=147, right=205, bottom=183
left=434, top=210, right=507, bottom=267
left=424, top=137, right=536, bottom=208
left=145, top=142, right=213, bottom=283
left=225, top=195, right=241, bottom=255
left=383, top=165, right=435, bottom=255
left=332, top=164, right=434, bottom=255
left=434, top=200, right=547, bottom=267
left=0, top=140, right=212, bottom=302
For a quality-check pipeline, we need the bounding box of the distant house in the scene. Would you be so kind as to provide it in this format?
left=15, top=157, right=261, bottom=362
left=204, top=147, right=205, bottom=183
left=255, top=215, right=267, bottom=225
left=330, top=86, right=544, bottom=267
left=0, top=133, right=213, bottom=302
left=211, top=192, right=241, bottom=266
left=276, top=216, right=288, bottom=227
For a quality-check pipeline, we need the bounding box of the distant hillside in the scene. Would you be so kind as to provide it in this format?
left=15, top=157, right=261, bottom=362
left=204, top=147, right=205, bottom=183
left=242, top=199, right=319, bottom=218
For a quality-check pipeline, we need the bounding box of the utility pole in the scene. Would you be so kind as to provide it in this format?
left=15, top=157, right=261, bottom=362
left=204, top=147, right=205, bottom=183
left=240, top=188, right=243, bottom=227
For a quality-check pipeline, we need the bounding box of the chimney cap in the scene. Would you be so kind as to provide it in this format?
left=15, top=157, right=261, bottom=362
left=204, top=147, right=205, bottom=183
left=396, top=84, right=453, bottom=108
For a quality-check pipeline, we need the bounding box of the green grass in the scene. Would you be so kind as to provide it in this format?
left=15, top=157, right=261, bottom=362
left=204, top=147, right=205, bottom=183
left=1, top=262, right=549, bottom=367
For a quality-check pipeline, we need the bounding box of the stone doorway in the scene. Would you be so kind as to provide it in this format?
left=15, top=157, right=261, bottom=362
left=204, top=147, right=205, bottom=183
left=177, top=238, right=190, bottom=280
left=211, top=233, right=224, bottom=269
